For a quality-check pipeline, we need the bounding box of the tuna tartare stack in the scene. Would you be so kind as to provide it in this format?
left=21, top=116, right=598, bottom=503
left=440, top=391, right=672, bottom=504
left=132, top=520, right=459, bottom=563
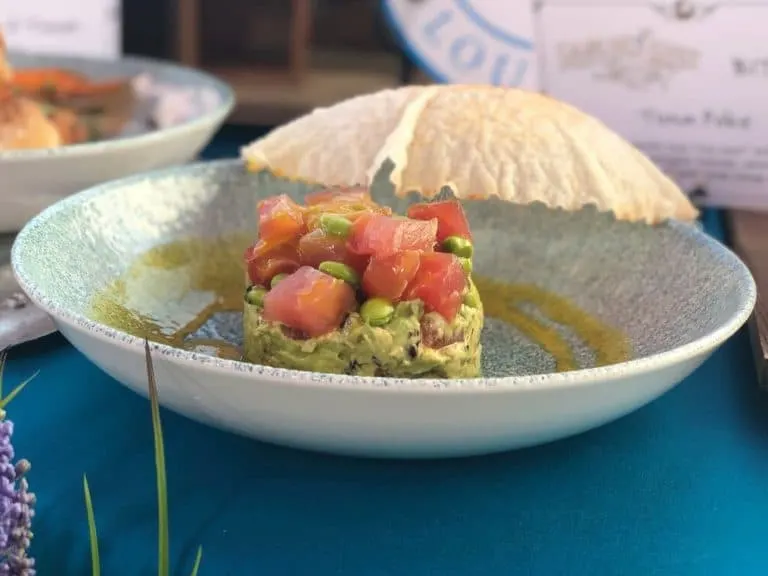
left=242, top=187, right=483, bottom=378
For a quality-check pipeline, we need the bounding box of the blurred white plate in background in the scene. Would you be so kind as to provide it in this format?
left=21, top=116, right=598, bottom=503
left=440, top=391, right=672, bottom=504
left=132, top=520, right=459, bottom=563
left=0, top=52, right=235, bottom=233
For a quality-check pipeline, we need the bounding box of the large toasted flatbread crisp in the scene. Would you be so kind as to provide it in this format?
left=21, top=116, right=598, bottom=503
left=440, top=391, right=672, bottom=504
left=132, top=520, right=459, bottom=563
left=241, top=85, right=697, bottom=224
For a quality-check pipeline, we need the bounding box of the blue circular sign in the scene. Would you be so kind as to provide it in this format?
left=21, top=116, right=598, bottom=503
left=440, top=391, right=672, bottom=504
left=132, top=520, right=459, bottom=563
left=381, top=0, right=538, bottom=88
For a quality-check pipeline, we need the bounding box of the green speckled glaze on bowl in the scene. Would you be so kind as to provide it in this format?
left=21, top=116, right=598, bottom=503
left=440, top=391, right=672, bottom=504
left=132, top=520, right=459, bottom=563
left=9, top=160, right=757, bottom=458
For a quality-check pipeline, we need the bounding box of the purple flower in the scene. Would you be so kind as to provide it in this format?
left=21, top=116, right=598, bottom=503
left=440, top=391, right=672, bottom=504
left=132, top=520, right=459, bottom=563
left=0, top=416, right=35, bottom=576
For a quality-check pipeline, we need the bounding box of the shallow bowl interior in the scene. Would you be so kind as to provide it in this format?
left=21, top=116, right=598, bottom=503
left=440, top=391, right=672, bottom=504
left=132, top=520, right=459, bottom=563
left=10, top=159, right=757, bottom=456
left=12, top=159, right=754, bottom=384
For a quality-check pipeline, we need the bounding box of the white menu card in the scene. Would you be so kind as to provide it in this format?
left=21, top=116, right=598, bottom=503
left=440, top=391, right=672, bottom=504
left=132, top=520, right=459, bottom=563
left=385, top=0, right=768, bottom=208
left=0, top=0, right=121, bottom=59
left=536, top=0, right=768, bottom=208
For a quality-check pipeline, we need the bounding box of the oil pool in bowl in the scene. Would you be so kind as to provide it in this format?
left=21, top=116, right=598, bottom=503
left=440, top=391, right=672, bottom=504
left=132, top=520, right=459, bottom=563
left=89, top=234, right=631, bottom=376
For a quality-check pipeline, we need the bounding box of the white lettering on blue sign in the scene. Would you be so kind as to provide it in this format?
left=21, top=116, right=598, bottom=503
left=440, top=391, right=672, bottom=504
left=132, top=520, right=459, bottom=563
left=381, top=0, right=540, bottom=89
left=450, top=35, right=485, bottom=71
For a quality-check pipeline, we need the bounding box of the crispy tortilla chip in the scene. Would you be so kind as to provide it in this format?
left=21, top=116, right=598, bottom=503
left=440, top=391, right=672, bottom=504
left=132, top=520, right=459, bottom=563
left=242, top=86, right=438, bottom=185
left=241, top=85, right=697, bottom=224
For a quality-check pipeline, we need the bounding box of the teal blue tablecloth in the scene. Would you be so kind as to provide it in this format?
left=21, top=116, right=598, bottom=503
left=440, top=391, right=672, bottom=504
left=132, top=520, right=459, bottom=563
left=4, top=126, right=768, bottom=575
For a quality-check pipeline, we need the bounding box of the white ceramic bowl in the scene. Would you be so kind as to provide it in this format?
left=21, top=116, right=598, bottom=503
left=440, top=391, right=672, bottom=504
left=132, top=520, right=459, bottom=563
left=0, top=53, right=235, bottom=232
left=11, top=161, right=756, bottom=458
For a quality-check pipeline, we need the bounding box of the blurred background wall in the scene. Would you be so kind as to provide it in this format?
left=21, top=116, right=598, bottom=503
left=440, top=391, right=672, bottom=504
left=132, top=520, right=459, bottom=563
left=123, top=0, right=427, bottom=125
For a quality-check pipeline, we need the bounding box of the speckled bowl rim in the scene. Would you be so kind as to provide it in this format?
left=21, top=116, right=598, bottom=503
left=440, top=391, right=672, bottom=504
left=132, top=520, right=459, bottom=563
left=0, top=54, right=235, bottom=162
left=11, top=159, right=757, bottom=392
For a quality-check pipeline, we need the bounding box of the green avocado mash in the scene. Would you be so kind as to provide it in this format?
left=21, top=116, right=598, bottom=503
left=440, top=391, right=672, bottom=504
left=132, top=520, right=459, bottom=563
left=243, top=299, right=483, bottom=378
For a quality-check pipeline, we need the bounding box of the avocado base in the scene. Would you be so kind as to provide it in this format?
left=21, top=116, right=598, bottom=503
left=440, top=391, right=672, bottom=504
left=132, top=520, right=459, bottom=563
left=243, top=300, right=483, bottom=378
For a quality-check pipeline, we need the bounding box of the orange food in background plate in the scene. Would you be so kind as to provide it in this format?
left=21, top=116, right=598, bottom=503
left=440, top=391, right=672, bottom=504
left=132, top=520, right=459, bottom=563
left=10, top=68, right=90, bottom=95
left=0, top=28, right=136, bottom=151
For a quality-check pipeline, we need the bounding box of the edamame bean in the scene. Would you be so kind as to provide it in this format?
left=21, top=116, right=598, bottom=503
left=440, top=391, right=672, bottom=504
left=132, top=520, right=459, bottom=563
left=442, top=235, right=473, bottom=258
left=318, top=261, right=360, bottom=286
left=245, top=285, right=267, bottom=306
left=270, top=273, right=288, bottom=288
left=463, top=281, right=481, bottom=309
left=459, top=257, right=473, bottom=275
left=360, top=298, right=395, bottom=326
left=319, top=214, right=353, bottom=238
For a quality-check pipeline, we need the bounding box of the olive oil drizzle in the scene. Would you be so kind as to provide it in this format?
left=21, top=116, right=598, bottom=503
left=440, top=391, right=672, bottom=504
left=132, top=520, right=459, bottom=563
left=473, top=277, right=631, bottom=370
left=481, top=297, right=579, bottom=372
left=90, top=237, right=631, bottom=372
left=90, top=234, right=249, bottom=359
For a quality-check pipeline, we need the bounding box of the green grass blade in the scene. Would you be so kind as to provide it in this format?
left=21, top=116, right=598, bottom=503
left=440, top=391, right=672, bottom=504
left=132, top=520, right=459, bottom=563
left=145, top=340, right=170, bottom=576
left=0, top=370, right=39, bottom=409
left=190, top=546, right=203, bottom=576
left=0, top=350, right=6, bottom=399
left=83, top=475, right=101, bottom=576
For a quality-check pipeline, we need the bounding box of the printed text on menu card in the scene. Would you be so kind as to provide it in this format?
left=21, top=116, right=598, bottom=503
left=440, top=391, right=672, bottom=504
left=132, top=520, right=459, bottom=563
left=0, top=0, right=121, bottom=59
left=536, top=0, right=768, bottom=208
